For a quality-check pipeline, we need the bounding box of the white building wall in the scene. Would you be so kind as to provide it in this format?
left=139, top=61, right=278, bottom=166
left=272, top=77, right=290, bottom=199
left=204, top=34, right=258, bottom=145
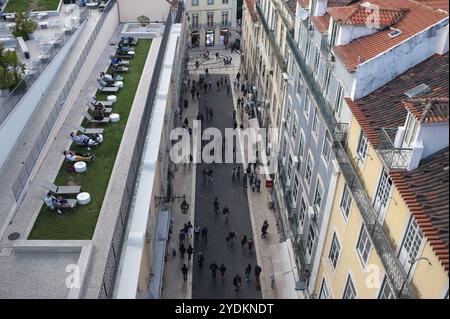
left=117, top=0, right=171, bottom=22
left=353, top=18, right=448, bottom=99
left=417, top=122, right=449, bottom=159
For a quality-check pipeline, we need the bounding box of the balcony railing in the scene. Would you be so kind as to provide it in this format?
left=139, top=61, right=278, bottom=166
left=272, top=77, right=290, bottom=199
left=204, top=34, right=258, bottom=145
left=286, top=29, right=415, bottom=299
left=378, top=128, right=413, bottom=170
left=189, top=23, right=201, bottom=31
left=320, top=34, right=331, bottom=55
left=255, top=2, right=287, bottom=72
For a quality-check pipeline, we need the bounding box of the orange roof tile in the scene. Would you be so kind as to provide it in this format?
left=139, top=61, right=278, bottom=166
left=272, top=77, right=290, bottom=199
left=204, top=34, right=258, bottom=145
left=404, top=97, right=449, bottom=123
left=311, top=14, right=331, bottom=33
left=390, top=147, right=449, bottom=273
left=331, top=0, right=448, bottom=71
left=415, top=0, right=449, bottom=12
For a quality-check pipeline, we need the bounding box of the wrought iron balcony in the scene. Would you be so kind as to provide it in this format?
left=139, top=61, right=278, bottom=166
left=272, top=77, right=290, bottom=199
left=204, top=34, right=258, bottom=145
left=189, top=23, right=201, bottom=31
left=220, top=21, right=232, bottom=28
left=255, top=2, right=287, bottom=72
left=378, top=128, right=413, bottom=170
left=286, top=30, right=415, bottom=299
left=320, top=34, right=331, bottom=55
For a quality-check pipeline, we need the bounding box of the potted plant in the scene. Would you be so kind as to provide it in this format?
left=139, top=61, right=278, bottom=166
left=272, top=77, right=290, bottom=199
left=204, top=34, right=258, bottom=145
left=12, top=12, right=38, bottom=41
left=0, top=45, right=25, bottom=97
left=137, top=15, right=150, bottom=31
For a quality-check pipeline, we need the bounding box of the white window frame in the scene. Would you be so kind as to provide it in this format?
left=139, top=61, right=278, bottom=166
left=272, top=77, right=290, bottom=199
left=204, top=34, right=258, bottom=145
left=207, top=0, right=214, bottom=5
left=356, top=224, right=373, bottom=267
left=192, top=0, right=199, bottom=6
left=356, top=131, right=368, bottom=163
left=312, top=108, right=320, bottom=140
left=343, top=275, right=357, bottom=299
left=319, top=278, right=330, bottom=299
left=378, top=276, right=395, bottom=299
left=304, top=93, right=310, bottom=119
left=403, top=113, right=419, bottom=147
left=398, top=216, right=423, bottom=271
left=298, top=195, right=307, bottom=231
left=291, top=112, right=298, bottom=142
left=306, top=224, right=316, bottom=258
left=340, top=183, right=353, bottom=222
left=328, top=232, right=341, bottom=271
left=313, top=178, right=324, bottom=214
left=304, top=152, right=313, bottom=188
left=298, top=130, right=306, bottom=159
left=292, top=174, right=299, bottom=206
left=322, top=130, right=332, bottom=164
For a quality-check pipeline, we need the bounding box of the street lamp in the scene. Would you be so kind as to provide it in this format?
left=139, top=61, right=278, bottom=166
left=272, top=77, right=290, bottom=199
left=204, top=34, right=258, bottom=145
left=399, top=257, right=431, bottom=297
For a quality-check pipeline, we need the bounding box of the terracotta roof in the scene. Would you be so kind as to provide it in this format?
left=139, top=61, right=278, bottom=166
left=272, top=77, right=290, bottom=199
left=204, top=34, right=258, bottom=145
left=245, top=0, right=258, bottom=23
left=311, top=14, right=331, bottom=33
left=286, top=0, right=297, bottom=17
left=297, top=0, right=310, bottom=8
left=345, top=53, right=448, bottom=147
left=415, top=0, right=449, bottom=12
left=331, top=0, right=449, bottom=71
left=390, top=147, right=449, bottom=272
left=328, top=0, right=356, bottom=7
left=328, top=4, right=408, bottom=27
left=404, top=97, right=449, bottom=123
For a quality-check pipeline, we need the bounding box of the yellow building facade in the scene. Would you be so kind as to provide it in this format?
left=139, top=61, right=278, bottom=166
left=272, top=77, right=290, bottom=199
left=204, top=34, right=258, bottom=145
left=312, top=54, right=449, bottom=299
left=185, top=0, right=237, bottom=48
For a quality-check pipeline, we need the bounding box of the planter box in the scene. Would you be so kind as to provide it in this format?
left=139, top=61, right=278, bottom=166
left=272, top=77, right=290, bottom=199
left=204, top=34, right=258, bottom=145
left=3, top=0, right=63, bottom=16
left=0, top=89, right=11, bottom=97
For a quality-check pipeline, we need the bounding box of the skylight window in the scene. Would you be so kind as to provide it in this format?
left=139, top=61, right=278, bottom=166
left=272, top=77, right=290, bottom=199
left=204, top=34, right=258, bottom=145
left=388, top=28, right=402, bottom=37
left=404, top=83, right=432, bottom=98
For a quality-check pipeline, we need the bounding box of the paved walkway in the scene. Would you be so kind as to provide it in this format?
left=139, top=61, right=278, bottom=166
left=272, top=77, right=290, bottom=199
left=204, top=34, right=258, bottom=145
left=191, top=73, right=261, bottom=299
left=161, top=48, right=281, bottom=299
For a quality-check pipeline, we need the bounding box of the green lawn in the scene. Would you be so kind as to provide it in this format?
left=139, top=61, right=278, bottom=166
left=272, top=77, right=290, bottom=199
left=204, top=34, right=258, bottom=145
left=4, top=0, right=61, bottom=13
left=29, top=39, right=152, bottom=240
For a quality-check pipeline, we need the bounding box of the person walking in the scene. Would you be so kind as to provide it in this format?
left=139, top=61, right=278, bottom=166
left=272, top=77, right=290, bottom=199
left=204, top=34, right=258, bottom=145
left=179, top=230, right=185, bottom=245
left=201, top=226, right=208, bottom=244
left=187, top=244, right=193, bottom=261
left=248, top=238, right=254, bottom=255
left=208, top=168, right=213, bottom=184
left=213, top=197, right=219, bottom=215
left=196, top=91, right=200, bottom=100
left=226, top=230, right=237, bottom=247
left=209, top=107, right=213, bottom=121
left=219, top=264, right=227, bottom=280
left=233, top=275, right=242, bottom=292
left=197, top=252, right=204, bottom=267
left=254, top=264, right=262, bottom=282
left=236, top=166, right=241, bottom=180
left=256, top=177, right=261, bottom=193
left=243, top=173, right=248, bottom=189
left=245, top=264, right=252, bottom=282
left=179, top=243, right=186, bottom=259
left=241, top=235, right=248, bottom=249
left=202, top=167, right=207, bottom=184
left=210, top=262, right=219, bottom=279
left=194, top=225, right=201, bottom=241
left=261, top=220, right=269, bottom=239
left=223, top=205, right=230, bottom=224
left=181, top=264, right=188, bottom=281
left=187, top=221, right=193, bottom=239
left=231, top=168, right=236, bottom=181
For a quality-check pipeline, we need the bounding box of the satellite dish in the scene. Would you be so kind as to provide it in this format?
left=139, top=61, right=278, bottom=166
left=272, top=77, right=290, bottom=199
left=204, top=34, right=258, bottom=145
left=299, top=9, right=308, bottom=21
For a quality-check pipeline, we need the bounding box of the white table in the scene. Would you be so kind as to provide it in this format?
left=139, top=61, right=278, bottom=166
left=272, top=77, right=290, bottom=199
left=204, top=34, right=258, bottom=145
left=86, top=2, right=99, bottom=8
left=77, top=192, right=91, bottom=205
left=74, top=161, right=87, bottom=173
left=107, top=95, right=117, bottom=103
left=110, top=113, right=120, bottom=123
left=115, top=81, right=124, bottom=88
left=128, top=51, right=135, bottom=56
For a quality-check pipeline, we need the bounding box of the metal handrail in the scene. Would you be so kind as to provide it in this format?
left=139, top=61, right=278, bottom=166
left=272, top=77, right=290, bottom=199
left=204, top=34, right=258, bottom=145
left=286, top=26, right=414, bottom=298
left=255, top=2, right=287, bottom=72
left=378, top=128, right=413, bottom=170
